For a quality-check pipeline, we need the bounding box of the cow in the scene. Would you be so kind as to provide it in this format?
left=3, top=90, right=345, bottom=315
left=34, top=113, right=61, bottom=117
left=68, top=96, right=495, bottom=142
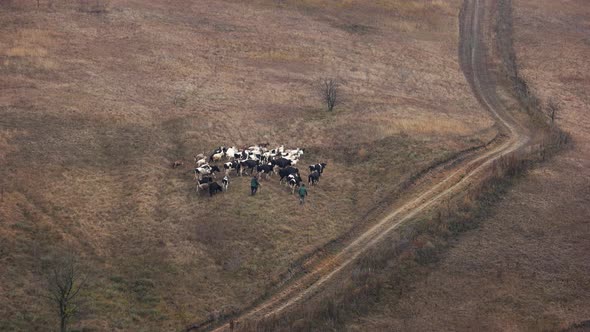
left=194, top=153, right=205, bottom=162
left=272, top=157, right=292, bottom=169
left=209, top=152, right=224, bottom=163
left=195, top=165, right=221, bottom=180
left=223, top=161, right=240, bottom=175
left=279, top=166, right=299, bottom=183
left=195, top=158, right=207, bottom=167
left=208, top=182, right=223, bottom=197
left=212, top=146, right=225, bottom=154
left=196, top=176, right=213, bottom=192
left=225, top=147, right=237, bottom=160
left=239, top=160, right=259, bottom=176
left=309, top=163, right=327, bottom=175
left=222, top=176, right=230, bottom=191
left=308, top=171, right=320, bottom=185
left=288, top=173, right=303, bottom=194
left=256, top=163, right=274, bottom=179
left=285, top=148, right=304, bottom=159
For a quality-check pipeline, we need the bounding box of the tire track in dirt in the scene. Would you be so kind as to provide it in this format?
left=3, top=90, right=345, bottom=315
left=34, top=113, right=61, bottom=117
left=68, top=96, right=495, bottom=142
left=194, top=1, right=530, bottom=330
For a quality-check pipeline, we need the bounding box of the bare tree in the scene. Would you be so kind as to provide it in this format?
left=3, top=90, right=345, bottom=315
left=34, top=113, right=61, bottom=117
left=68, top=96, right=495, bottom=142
left=546, top=97, right=560, bottom=124
left=318, top=78, right=339, bottom=112
left=46, top=257, right=87, bottom=332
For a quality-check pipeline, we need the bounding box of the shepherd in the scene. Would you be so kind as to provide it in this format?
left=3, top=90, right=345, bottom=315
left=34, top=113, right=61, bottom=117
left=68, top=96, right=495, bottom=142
left=250, top=176, right=260, bottom=196
left=298, top=183, right=308, bottom=205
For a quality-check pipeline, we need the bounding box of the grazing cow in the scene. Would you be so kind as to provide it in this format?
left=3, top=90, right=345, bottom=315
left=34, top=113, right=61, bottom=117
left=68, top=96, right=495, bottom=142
left=308, top=171, right=320, bottom=185
left=225, top=147, right=237, bottom=160
left=208, top=182, right=223, bottom=197
left=309, top=163, right=327, bottom=175
left=285, top=148, right=304, bottom=159
left=272, top=158, right=292, bottom=169
left=209, top=152, right=224, bottom=163
left=223, top=161, right=240, bottom=175
left=213, top=146, right=225, bottom=154
left=288, top=173, right=303, bottom=194
left=222, top=176, right=230, bottom=191
left=195, top=158, right=207, bottom=167
left=194, top=153, right=205, bottom=162
left=171, top=160, right=183, bottom=168
left=262, top=151, right=277, bottom=163
left=279, top=166, right=299, bottom=183
left=256, top=163, right=274, bottom=179
left=195, top=165, right=221, bottom=179
left=239, top=160, right=259, bottom=176
left=196, top=176, right=213, bottom=192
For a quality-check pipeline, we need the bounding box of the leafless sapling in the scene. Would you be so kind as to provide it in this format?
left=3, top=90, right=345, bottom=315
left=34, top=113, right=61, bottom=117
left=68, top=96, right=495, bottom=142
left=46, top=258, right=87, bottom=332
left=318, top=78, right=339, bottom=112
left=547, top=97, right=560, bottom=124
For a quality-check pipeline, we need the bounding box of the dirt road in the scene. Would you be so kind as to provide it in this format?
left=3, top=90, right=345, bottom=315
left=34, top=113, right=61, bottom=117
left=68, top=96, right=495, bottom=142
left=196, top=1, right=531, bottom=330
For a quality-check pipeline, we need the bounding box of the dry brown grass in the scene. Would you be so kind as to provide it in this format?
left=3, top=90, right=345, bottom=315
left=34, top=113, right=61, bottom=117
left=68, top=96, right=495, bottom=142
left=0, top=0, right=496, bottom=330
left=312, top=1, right=590, bottom=330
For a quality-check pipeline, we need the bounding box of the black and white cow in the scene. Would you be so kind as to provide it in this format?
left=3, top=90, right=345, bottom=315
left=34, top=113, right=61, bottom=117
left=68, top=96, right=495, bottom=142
left=239, top=159, right=259, bottom=176
left=208, top=182, right=223, bottom=197
left=223, top=161, right=240, bottom=175
left=279, top=166, right=299, bottom=183
left=308, top=171, right=320, bottom=185
left=222, top=176, right=230, bottom=191
left=256, top=163, right=274, bottom=179
left=309, top=163, right=327, bottom=175
left=195, top=165, right=221, bottom=179
left=288, top=173, right=303, bottom=194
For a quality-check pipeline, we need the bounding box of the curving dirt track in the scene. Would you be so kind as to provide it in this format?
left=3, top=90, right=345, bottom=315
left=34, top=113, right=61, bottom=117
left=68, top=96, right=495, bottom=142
left=198, top=1, right=531, bottom=330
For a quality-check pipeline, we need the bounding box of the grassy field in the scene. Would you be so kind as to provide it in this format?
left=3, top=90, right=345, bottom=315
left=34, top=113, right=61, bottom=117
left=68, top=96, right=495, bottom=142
left=0, top=0, right=496, bottom=330
left=314, top=0, right=590, bottom=331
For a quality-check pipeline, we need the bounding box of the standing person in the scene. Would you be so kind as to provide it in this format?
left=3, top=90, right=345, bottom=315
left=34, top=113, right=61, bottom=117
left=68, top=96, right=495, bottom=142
left=250, top=176, right=260, bottom=196
left=298, top=183, right=308, bottom=205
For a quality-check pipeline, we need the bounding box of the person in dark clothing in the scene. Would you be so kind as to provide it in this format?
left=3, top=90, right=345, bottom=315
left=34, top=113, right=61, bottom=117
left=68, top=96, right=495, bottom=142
left=298, top=183, right=308, bottom=205
left=250, top=176, right=260, bottom=195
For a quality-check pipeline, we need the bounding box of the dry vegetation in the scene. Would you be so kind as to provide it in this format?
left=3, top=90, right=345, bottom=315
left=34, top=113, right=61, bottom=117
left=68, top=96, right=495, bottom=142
left=0, top=0, right=503, bottom=330
left=248, top=0, right=590, bottom=331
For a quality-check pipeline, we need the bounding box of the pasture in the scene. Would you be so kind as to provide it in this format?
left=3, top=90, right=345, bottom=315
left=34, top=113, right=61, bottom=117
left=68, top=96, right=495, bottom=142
left=0, top=0, right=497, bottom=330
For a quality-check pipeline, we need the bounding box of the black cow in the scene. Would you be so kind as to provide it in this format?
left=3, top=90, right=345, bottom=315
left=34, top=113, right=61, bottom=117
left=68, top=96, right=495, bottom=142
left=256, top=164, right=274, bottom=178
left=309, top=163, right=327, bottom=175
left=209, top=182, right=223, bottom=197
left=279, top=166, right=299, bottom=183
left=196, top=176, right=213, bottom=192
left=239, top=160, right=259, bottom=176
left=308, top=171, right=320, bottom=185
left=272, top=158, right=292, bottom=169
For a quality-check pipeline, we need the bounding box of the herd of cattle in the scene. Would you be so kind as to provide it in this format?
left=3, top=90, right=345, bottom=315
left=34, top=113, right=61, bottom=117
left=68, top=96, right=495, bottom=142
left=180, top=144, right=327, bottom=197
